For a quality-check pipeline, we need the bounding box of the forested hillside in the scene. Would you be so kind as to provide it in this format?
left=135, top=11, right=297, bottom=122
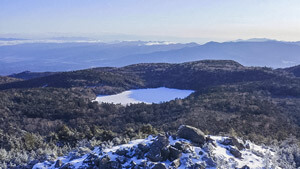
left=0, top=60, right=300, bottom=168
left=0, top=60, right=288, bottom=91
left=282, top=64, right=300, bottom=77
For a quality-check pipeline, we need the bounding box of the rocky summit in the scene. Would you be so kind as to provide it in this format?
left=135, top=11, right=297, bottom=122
left=33, top=125, right=278, bottom=169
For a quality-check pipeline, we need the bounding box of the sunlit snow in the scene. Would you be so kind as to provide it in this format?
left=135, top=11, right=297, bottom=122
left=94, top=87, right=194, bottom=105
left=33, top=135, right=278, bottom=169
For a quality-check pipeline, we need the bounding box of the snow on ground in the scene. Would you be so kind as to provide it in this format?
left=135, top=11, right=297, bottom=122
left=209, top=136, right=277, bottom=169
left=94, top=87, right=194, bottom=105
left=33, top=135, right=279, bottom=169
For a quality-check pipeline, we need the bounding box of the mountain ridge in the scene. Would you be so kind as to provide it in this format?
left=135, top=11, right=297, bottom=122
left=0, top=60, right=283, bottom=92
left=119, top=41, right=300, bottom=68
left=1, top=40, right=300, bottom=75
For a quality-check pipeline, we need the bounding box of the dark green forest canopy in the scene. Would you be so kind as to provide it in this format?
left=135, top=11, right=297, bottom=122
left=0, top=60, right=300, bottom=153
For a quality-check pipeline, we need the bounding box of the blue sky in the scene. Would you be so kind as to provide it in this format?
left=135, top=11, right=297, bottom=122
left=1, top=0, right=300, bottom=42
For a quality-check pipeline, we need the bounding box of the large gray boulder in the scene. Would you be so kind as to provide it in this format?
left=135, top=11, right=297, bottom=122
left=177, top=125, right=206, bottom=145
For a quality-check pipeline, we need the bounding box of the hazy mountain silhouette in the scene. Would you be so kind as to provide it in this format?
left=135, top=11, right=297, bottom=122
left=1, top=40, right=299, bottom=75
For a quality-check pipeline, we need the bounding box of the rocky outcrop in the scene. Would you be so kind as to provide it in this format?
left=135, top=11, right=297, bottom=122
left=168, top=146, right=182, bottom=161
left=146, top=134, right=169, bottom=162
left=33, top=125, right=276, bottom=169
left=229, top=147, right=242, bottom=159
left=220, top=137, right=245, bottom=150
left=177, top=125, right=206, bottom=145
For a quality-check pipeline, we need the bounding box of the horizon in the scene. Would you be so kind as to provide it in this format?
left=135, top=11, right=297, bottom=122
left=0, top=35, right=293, bottom=45
left=0, top=31, right=282, bottom=43
left=1, top=0, right=300, bottom=43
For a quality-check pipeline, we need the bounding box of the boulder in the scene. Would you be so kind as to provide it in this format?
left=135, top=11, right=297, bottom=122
left=173, top=141, right=192, bottom=153
left=174, top=142, right=184, bottom=151
left=168, top=146, right=182, bottom=161
left=115, top=148, right=129, bottom=156
left=220, top=137, right=245, bottom=150
left=138, top=143, right=150, bottom=153
left=229, top=147, right=242, bottom=159
left=161, top=147, right=170, bottom=161
left=146, top=134, right=169, bottom=162
left=245, top=143, right=250, bottom=149
left=177, top=125, right=206, bottom=145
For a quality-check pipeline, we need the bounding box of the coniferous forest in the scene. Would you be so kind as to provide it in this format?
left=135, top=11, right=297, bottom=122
left=0, top=60, right=300, bottom=168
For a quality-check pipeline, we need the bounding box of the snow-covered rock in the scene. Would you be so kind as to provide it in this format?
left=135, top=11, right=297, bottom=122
left=33, top=127, right=280, bottom=169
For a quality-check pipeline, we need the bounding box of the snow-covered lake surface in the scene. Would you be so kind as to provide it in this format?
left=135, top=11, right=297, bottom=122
left=94, top=87, right=194, bottom=105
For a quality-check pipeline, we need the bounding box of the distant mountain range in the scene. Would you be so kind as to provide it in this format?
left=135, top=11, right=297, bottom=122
left=0, top=41, right=197, bottom=75
left=119, top=41, right=300, bottom=68
left=0, top=39, right=300, bottom=75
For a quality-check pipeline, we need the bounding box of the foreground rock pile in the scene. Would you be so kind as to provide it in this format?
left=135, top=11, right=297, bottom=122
left=33, top=125, right=278, bottom=169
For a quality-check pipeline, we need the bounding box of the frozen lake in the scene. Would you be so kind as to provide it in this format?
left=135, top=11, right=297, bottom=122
left=94, top=87, right=194, bottom=105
